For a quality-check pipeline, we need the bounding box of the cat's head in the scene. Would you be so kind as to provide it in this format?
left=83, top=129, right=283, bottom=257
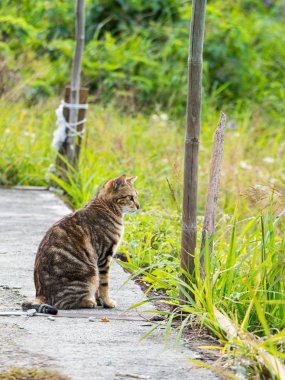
left=97, top=175, right=140, bottom=215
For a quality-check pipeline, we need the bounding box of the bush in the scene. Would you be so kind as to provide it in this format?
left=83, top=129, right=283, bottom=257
left=0, top=1, right=285, bottom=115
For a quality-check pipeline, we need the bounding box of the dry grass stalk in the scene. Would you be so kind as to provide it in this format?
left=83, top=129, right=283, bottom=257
left=200, top=112, right=226, bottom=277
left=213, top=307, right=285, bottom=379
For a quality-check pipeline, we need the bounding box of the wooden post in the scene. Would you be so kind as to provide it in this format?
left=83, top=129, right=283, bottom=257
left=66, top=0, right=86, bottom=166
left=56, top=86, right=88, bottom=173
left=55, top=0, right=87, bottom=174
left=200, top=112, right=226, bottom=278
left=180, top=0, right=207, bottom=302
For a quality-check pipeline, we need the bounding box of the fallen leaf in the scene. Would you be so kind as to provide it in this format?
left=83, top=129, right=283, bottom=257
left=99, top=317, right=110, bottom=322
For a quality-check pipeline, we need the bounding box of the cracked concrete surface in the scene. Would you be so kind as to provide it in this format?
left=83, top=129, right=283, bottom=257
left=0, top=188, right=218, bottom=380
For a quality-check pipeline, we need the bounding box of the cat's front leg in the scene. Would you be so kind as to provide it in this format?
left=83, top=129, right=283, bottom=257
left=98, top=256, right=116, bottom=308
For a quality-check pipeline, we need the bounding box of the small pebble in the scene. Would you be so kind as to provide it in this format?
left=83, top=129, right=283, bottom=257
left=18, top=326, right=25, bottom=329
left=88, top=317, right=97, bottom=322
left=48, top=316, right=55, bottom=321
left=26, top=309, right=37, bottom=316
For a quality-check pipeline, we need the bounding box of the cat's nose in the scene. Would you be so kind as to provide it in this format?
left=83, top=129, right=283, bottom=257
left=136, top=203, right=140, bottom=210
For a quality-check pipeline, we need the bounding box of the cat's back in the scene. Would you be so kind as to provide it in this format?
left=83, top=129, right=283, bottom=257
left=35, top=208, right=95, bottom=265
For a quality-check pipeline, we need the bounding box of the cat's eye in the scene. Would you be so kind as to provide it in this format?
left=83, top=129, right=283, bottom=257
left=129, top=195, right=134, bottom=201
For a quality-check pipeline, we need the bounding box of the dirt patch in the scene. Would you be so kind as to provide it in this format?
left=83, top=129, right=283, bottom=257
left=0, top=368, right=70, bottom=380
left=182, top=326, right=222, bottom=363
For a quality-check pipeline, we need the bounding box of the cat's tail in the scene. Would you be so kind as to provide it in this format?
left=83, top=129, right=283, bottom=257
left=22, top=300, right=58, bottom=315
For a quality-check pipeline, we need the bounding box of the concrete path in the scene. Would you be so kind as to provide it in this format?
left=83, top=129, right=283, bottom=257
left=0, top=188, right=218, bottom=380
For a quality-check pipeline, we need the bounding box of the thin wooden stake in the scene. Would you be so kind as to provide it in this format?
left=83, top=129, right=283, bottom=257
left=200, top=112, right=226, bottom=278
left=180, top=0, right=207, bottom=302
left=56, top=86, right=88, bottom=174
left=66, top=0, right=86, bottom=166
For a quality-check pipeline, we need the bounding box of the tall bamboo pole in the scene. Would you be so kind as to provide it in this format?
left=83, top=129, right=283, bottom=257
left=180, top=0, right=207, bottom=302
left=67, top=0, right=86, bottom=166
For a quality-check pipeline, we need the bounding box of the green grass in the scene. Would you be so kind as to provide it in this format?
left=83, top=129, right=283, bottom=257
left=0, top=98, right=285, bottom=378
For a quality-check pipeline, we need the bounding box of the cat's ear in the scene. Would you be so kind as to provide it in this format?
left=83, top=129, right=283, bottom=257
left=127, top=176, right=137, bottom=184
left=113, top=175, right=127, bottom=191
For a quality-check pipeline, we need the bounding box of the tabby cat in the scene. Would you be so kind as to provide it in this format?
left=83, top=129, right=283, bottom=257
left=22, top=175, right=139, bottom=315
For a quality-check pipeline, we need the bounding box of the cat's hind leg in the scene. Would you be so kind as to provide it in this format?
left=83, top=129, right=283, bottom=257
left=80, top=298, right=97, bottom=308
left=81, top=275, right=99, bottom=308
left=54, top=277, right=99, bottom=310
left=54, top=292, right=97, bottom=309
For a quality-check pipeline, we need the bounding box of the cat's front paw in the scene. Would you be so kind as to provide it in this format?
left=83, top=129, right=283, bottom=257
left=102, top=298, right=117, bottom=308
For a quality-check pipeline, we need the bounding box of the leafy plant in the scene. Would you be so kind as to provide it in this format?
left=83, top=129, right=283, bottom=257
left=1, top=1, right=285, bottom=115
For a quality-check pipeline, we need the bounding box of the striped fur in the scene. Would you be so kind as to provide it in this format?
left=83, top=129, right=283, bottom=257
left=22, top=175, right=139, bottom=312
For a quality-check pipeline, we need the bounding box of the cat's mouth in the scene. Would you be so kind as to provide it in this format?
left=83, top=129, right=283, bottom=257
left=128, top=208, right=139, bottom=214
left=123, top=205, right=140, bottom=214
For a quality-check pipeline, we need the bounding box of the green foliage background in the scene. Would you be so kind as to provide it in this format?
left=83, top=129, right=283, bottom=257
left=1, top=0, right=285, bottom=115
left=1, top=1, right=285, bottom=377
